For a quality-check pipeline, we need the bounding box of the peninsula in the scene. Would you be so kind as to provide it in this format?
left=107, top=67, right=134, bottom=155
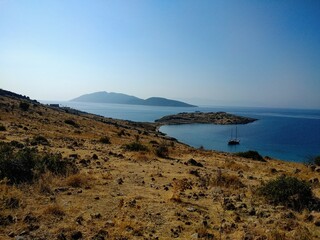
left=155, top=111, right=257, bottom=125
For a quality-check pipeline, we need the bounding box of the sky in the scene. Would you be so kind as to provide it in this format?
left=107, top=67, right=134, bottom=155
left=0, top=0, right=320, bottom=109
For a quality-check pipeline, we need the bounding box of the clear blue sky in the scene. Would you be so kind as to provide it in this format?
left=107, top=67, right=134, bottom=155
left=1, top=0, right=319, bottom=108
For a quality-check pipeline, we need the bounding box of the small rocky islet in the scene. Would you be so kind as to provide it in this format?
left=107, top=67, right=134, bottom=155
left=155, top=111, right=257, bottom=125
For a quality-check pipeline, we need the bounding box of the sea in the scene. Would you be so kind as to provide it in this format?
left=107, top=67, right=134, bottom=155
left=42, top=101, right=320, bottom=163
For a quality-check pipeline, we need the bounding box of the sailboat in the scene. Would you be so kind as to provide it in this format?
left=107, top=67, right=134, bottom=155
left=228, top=126, right=240, bottom=145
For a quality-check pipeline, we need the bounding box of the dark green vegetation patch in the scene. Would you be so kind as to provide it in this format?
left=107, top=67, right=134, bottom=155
left=259, top=176, right=319, bottom=211
left=236, top=150, right=265, bottom=162
left=0, top=142, right=78, bottom=184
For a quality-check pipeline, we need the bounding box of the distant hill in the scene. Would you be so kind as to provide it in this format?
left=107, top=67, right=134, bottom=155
left=71, top=92, right=197, bottom=107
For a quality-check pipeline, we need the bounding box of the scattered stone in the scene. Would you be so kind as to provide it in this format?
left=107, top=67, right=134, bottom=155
left=0, top=214, right=14, bottom=226
left=57, top=233, right=67, bottom=240
left=91, top=213, right=102, bottom=219
left=270, top=168, right=277, bottom=174
left=305, top=214, right=314, bottom=222
left=248, top=208, right=256, bottom=216
left=105, top=220, right=115, bottom=227
left=187, top=207, right=196, bottom=212
left=23, top=214, right=38, bottom=223
left=117, top=178, right=124, bottom=185
left=92, top=230, right=108, bottom=240
left=191, top=233, right=198, bottom=239
left=294, top=168, right=301, bottom=174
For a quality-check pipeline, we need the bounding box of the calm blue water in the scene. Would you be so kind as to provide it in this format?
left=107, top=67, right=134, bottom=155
left=43, top=101, right=320, bottom=162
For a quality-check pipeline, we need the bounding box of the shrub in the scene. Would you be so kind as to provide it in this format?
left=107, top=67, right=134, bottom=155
left=236, top=150, right=265, bottom=162
left=0, top=142, right=78, bottom=184
left=124, top=142, right=148, bottom=152
left=19, top=102, right=30, bottom=111
left=155, top=143, right=169, bottom=158
left=259, top=176, right=313, bottom=211
left=0, top=125, right=6, bottom=131
left=313, top=156, right=320, bottom=166
left=64, top=119, right=80, bottom=128
left=0, top=145, right=37, bottom=183
left=99, top=136, right=111, bottom=144
left=36, top=153, right=78, bottom=177
left=65, top=174, right=89, bottom=188
left=31, top=135, right=49, bottom=146
left=44, top=204, right=65, bottom=216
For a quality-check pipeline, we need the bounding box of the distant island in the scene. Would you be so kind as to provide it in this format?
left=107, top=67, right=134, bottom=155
left=71, top=91, right=197, bottom=107
left=155, top=112, right=257, bottom=125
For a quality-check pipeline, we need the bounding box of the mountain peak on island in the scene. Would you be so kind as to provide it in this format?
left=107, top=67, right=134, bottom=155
left=70, top=92, right=197, bottom=107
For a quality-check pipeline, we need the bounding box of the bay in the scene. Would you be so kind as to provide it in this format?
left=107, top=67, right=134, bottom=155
left=42, top=101, right=320, bottom=162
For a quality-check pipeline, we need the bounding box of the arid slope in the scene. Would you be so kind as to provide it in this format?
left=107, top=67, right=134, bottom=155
left=0, top=96, right=320, bottom=239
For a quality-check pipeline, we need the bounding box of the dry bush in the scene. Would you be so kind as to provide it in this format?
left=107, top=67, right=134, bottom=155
left=65, top=173, right=90, bottom=188
left=37, top=172, right=54, bottom=195
left=0, top=180, right=23, bottom=209
left=43, top=204, right=65, bottom=217
left=212, top=169, right=245, bottom=189
left=134, top=152, right=151, bottom=163
left=171, top=178, right=193, bottom=202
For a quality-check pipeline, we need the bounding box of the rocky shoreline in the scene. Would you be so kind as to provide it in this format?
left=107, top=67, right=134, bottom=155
left=155, top=111, right=257, bottom=125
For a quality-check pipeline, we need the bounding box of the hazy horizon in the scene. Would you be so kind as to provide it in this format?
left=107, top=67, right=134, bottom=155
left=1, top=1, right=320, bottom=109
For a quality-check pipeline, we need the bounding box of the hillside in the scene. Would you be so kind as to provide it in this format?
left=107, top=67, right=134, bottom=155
left=1, top=93, right=320, bottom=239
left=71, top=92, right=197, bottom=107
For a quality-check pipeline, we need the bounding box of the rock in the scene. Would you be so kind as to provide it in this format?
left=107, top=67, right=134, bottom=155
left=91, top=230, right=108, bottom=240
left=191, top=233, right=198, bottom=239
left=23, top=214, right=38, bottom=223
left=117, top=178, right=124, bottom=185
left=91, top=213, right=102, bottom=219
left=315, top=221, right=320, bottom=227
left=225, top=203, right=236, bottom=211
left=270, top=168, right=277, bottom=174
left=57, top=233, right=67, bottom=240
left=294, top=168, right=301, bottom=174
left=105, top=220, right=115, bottom=227
left=248, top=208, right=256, bottom=216
left=71, top=231, right=83, bottom=239
left=187, top=207, right=196, bottom=212
left=305, top=214, right=314, bottom=222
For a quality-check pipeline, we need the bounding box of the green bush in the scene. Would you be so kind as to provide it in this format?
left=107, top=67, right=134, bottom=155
left=236, top=150, right=265, bottom=162
left=259, top=176, right=313, bottom=211
left=0, top=125, right=6, bottom=131
left=0, top=142, right=78, bottom=184
left=19, top=102, right=30, bottom=111
left=123, top=142, right=148, bottom=152
left=99, top=136, right=111, bottom=144
left=0, top=144, right=37, bottom=183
